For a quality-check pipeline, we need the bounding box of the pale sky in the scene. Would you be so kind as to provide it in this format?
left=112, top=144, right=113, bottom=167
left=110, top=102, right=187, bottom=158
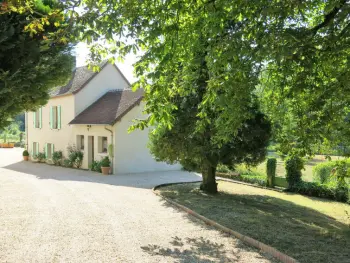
left=75, top=42, right=138, bottom=84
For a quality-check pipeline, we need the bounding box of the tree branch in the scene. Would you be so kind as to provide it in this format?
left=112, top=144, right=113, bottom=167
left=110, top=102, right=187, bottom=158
left=311, top=0, right=347, bottom=34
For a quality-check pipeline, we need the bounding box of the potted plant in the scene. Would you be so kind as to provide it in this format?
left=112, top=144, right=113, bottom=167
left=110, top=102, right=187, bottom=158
left=100, top=156, right=110, bottom=175
left=22, top=150, right=29, bottom=161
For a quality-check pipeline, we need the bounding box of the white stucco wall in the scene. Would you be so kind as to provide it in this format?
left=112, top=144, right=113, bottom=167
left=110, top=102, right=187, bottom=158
left=114, top=102, right=181, bottom=174
left=71, top=125, right=113, bottom=169
left=74, top=64, right=129, bottom=116
left=27, top=94, right=76, bottom=159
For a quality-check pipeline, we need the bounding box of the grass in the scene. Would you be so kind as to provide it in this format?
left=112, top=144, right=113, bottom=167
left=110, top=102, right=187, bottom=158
left=254, top=152, right=345, bottom=182
left=157, top=181, right=350, bottom=263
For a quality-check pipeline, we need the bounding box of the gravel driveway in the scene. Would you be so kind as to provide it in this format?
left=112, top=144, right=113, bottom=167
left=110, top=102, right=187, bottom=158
left=0, top=148, right=275, bottom=263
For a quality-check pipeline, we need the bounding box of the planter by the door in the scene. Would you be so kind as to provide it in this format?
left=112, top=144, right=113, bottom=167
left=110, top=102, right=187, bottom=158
left=100, top=157, right=111, bottom=175
left=101, top=166, right=110, bottom=175
left=23, top=156, right=29, bottom=161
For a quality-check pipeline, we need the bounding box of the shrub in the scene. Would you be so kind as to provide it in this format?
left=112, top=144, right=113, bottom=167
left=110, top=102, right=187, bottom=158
left=22, top=150, right=29, bottom=156
left=313, top=159, right=350, bottom=184
left=89, top=160, right=102, bottom=172
left=62, top=158, right=73, bottom=168
left=52, top=151, right=63, bottom=166
left=34, top=152, right=46, bottom=163
left=67, top=145, right=84, bottom=168
left=100, top=156, right=110, bottom=167
left=266, top=158, right=277, bottom=187
left=289, top=181, right=349, bottom=203
left=313, top=161, right=336, bottom=184
left=15, top=142, right=25, bottom=148
left=285, top=155, right=304, bottom=188
left=74, top=151, right=84, bottom=168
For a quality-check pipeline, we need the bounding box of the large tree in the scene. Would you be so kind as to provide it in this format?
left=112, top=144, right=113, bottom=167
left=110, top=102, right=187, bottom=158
left=0, top=0, right=75, bottom=129
left=150, top=95, right=271, bottom=193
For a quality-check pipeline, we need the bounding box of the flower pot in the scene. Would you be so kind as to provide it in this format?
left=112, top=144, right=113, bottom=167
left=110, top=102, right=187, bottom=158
left=101, top=166, right=110, bottom=175
left=23, top=156, right=29, bottom=161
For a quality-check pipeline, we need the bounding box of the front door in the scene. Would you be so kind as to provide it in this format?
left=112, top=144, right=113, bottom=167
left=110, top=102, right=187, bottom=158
left=88, top=136, right=94, bottom=166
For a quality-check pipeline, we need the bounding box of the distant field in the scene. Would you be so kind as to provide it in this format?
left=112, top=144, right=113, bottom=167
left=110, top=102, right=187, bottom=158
left=256, top=152, right=345, bottom=182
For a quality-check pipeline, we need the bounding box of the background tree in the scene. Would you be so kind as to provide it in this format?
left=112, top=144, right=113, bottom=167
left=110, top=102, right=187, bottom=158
left=0, top=0, right=75, bottom=129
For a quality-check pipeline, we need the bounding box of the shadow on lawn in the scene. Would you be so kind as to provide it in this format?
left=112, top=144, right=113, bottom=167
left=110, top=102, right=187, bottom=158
left=159, top=183, right=350, bottom=263
left=141, top=236, right=270, bottom=263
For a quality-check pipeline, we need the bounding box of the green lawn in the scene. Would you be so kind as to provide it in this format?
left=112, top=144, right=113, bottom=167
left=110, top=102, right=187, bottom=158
left=157, top=181, right=350, bottom=263
left=254, top=152, right=345, bottom=182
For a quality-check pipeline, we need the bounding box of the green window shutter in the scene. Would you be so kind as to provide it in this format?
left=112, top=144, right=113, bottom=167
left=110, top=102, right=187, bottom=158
left=33, top=112, right=36, bottom=128
left=39, top=108, right=42, bottom=129
left=51, top=144, right=54, bottom=156
left=32, top=142, right=34, bottom=156
left=36, top=142, right=39, bottom=155
left=57, top=106, right=61, bottom=129
left=45, top=143, right=48, bottom=158
left=50, top=107, right=53, bottom=129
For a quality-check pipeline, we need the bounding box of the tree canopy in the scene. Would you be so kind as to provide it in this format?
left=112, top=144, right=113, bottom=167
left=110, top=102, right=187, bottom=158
left=0, top=0, right=75, bottom=129
left=69, top=0, right=350, bottom=154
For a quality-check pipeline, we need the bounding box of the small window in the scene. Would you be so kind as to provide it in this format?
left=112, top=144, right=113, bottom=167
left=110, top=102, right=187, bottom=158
left=77, top=135, right=84, bottom=150
left=35, top=110, right=40, bottom=128
left=98, top=136, right=108, bottom=153
left=46, top=143, right=54, bottom=159
left=52, top=106, right=58, bottom=129
left=33, top=142, right=39, bottom=156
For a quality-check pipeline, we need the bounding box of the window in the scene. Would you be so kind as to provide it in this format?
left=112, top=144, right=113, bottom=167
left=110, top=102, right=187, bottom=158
left=33, top=108, right=42, bottom=128
left=32, top=142, right=39, bottom=156
left=45, top=143, right=54, bottom=159
left=98, top=136, right=108, bottom=153
left=50, top=106, right=61, bottom=129
left=77, top=135, right=84, bottom=150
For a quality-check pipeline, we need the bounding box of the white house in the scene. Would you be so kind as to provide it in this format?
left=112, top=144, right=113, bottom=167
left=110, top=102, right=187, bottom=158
left=26, top=62, right=180, bottom=174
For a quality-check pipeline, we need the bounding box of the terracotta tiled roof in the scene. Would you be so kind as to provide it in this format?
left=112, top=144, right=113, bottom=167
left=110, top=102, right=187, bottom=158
left=49, top=62, right=130, bottom=97
left=69, top=89, right=144, bottom=125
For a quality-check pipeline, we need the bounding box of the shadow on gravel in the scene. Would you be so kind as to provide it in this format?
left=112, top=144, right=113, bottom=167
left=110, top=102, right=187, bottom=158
left=2, top=161, right=200, bottom=189
left=141, top=236, right=266, bottom=263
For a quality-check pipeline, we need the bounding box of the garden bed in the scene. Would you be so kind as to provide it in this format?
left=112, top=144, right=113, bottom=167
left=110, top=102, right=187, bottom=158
left=156, top=181, right=350, bottom=263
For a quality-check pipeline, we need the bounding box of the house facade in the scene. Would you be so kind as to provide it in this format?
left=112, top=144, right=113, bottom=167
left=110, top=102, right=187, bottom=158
left=26, top=63, right=180, bottom=174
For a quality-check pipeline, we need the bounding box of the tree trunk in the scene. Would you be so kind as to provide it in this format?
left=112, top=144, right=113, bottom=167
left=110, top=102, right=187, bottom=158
left=200, top=163, right=218, bottom=193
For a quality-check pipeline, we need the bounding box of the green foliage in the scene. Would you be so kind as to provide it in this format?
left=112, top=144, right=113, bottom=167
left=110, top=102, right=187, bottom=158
left=100, top=157, right=110, bottom=167
left=67, top=145, right=84, bottom=168
left=150, top=99, right=271, bottom=193
left=89, top=160, right=102, bottom=173
left=266, top=158, right=277, bottom=187
left=62, top=158, right=73, bottom=168
left=34, top=152, right=46, bottom=163
left=0, top=0, right=75, bottom=130
left=0, top=120, right=21, bottom=143
left=216, top=164, right=231, bottom=174
left=71, top=0, right=350, bottom=160
left=313, top=159, right=350, bottom=184
left=22, top=150, right=29, bottom=156
left=285, top=156, right=304, bottom=188
left=289, top=181, right=349, bottom=203
left=108, top=144, right=114, bottom=159
left=313, top=161, right=337, bottom=184
left=52, top=150, right=63, bottom=166
left=218, top=172, right=267, bottom=187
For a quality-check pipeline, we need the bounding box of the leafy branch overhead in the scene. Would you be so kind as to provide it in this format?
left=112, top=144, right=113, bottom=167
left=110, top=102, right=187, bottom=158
left=0, top=0, right=75, bottom=130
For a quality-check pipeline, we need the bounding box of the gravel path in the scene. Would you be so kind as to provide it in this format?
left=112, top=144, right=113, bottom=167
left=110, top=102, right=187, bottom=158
left=0, top=148, right=275, bottom=263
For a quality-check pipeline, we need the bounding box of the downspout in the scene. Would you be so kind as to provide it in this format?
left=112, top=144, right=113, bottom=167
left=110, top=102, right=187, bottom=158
left=105, top=126, right=114, bottom=174
left=25, top=112, right=28, bottom=150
